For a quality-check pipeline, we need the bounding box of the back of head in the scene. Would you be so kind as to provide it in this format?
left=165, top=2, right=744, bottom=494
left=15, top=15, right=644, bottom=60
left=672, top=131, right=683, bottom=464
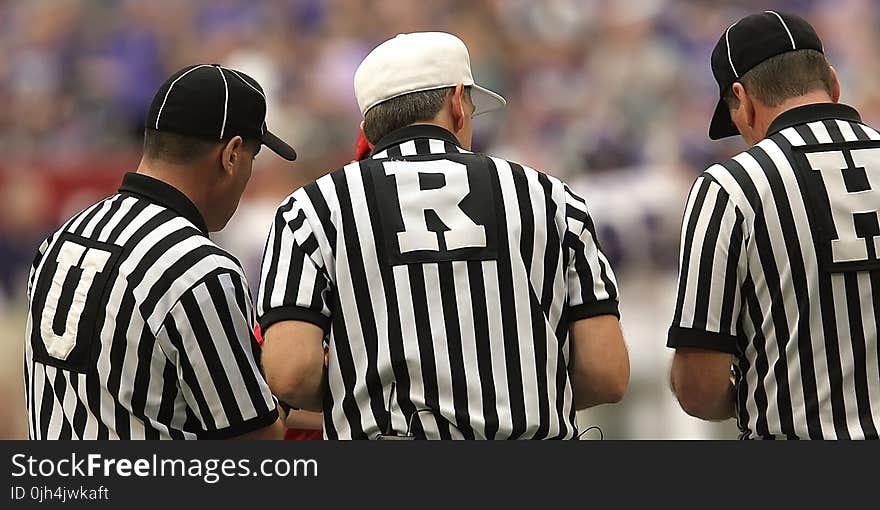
left=721, top=49, right=835, bottom=110
left=362, top=87, right=472, bottom=145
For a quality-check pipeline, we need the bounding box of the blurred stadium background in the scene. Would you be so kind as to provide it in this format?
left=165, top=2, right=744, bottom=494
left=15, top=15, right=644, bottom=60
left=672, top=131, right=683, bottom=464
left=2, top=0, right=878, bottom=439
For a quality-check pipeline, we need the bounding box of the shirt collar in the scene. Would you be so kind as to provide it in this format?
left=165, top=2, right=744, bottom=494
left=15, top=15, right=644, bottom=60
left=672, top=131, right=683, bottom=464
left=767, top=103, right=862, bottom=137
left=371, top=124, right=462, bottom=156
left=118, top=172, right=209, bottom=234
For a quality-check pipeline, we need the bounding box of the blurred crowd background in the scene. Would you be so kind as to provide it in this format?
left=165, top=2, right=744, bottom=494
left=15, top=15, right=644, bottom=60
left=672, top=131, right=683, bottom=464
left=2, top=0, right=879, bottom=439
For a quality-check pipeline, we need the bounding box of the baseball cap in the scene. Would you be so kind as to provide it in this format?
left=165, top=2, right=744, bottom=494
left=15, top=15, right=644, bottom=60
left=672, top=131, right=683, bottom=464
left=354, top=32, right=506, bottom=117
left=146, top=64, right=297, bottom=161
left=709, top=11, right=824, bottom=140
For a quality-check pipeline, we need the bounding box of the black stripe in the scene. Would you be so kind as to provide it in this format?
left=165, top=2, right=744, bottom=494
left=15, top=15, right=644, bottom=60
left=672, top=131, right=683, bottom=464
left=437, top=262, right=474, bottom=439
left=718, top=205, right=745, bottom=344
left=69, top=373, right=87, bottom=438
left=672, top=177, right=711, bottom=326
left=537, top=174, right=562, bottom=320
left=70, top=199, right=107, bottom=237
left=91, top=195, right=125, bottom=240
left=740, top=273, right=771, bottom=438
left=129, top=327, right=160, bottom=439
left=139, top=244, right=234, bottom=317
left=413, top=138, right=431, bottom=155
left=468, top=260, right=498, bottom=439
left=212, top=273, right=272, bottom=416
left=260, top=197, right=296, bottom=313
left=690, top=182, right=729, bottom=330
left=303, top=182, right=337, bottom=257
left=157, top=358, right=185, bottom=439
left=105, top=196, right=151, bottom=244
left=179, top=282, right=245, bottom=428
left=842, top=273, right=878, bottom=438
left=162, top=304, right=217, bottom=431
left=407, top=263, right=450, bottom=439
left=38, top=370, right=53, bottom=438
left=53, top=369, right=73, bottom=439
left=489, top=161, right=527, bottom=439
left=326, top=280, right=365, bottom=439
left=852, top=122, right=870, bottom=141
left=331, top=169, right=389, bottom=434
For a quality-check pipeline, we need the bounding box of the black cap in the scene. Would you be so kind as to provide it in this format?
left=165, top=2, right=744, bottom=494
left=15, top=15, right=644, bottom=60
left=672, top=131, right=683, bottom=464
left=709, top=11, right=824, bottom=140
left=146, top=64, right=297, bottom=161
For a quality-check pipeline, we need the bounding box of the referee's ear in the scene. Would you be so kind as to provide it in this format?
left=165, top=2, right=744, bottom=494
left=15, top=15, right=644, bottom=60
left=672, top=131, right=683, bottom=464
left=220, top=135, right=245, bottom=175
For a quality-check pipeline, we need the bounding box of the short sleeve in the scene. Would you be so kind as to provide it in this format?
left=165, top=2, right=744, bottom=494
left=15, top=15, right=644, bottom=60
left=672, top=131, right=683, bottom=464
left=156, top=270, right=279, bottom=439
left=257, top=194, right=332, bottom=333
left=563, top=185, right=621, bottom=321
left=667, top=174, right=747, bottom=354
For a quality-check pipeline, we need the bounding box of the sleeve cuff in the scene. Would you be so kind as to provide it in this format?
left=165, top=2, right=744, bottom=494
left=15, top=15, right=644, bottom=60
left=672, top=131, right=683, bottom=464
left=260, top=306, right=331, bottom=334
left=568, top=299, right=620, bottom=322
left=200, top=407, right=280, bottom=439
left=667, top=326, right=739, bottom=354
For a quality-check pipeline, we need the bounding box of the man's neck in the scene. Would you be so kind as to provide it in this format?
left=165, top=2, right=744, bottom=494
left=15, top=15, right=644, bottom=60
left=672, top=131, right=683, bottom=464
left=760, top=91, right=836, bottom=139
left=135, top=159, right=212, bottom=229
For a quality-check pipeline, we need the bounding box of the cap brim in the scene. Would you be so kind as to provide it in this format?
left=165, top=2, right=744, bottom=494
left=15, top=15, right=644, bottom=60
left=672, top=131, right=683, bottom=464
left=261, top=130, right=297, bottom=161
left=470, top=84, right=506, bottom=116
left=709, top=98, right=739, bottom=140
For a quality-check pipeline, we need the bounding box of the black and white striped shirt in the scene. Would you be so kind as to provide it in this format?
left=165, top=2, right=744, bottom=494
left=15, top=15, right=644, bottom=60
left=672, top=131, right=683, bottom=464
left=258, top=125, right=619, bottom=439
left=25, top=173, right=278, bottom=439
left=669, top=103, right=880, bottom=439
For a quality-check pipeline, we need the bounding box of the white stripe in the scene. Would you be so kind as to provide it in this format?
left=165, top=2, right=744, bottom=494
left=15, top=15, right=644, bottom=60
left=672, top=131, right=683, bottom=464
left=704, top=200, right=737, bottom=334
left=451, top=261, right=486, bottom=438
left=222, top=67, right=265, bottom=99
left=483, top=260, right=513, bottom=438
left=679, top=183, right=720, bottom=328
left=428, top=139, right=446, bottom=154
left=391, top=265, right=435, bottom=437
left=423, top=263, right=458, bottom=436
left=372, top=150, right=389, bottom=159
left=725, top=22, right=740, bottom=77
left=217, top=67, right=229, bottom=139
left=170, top=305, right=225, bottom=428
left=155, top=65, right=212, bottom=130
left=80, top=196, right=118, bottom=239
left=399, top=140, right=417, bottom=156
left=97, top=196, right=137, bottom=242
left=766, top=11, right=796, bottom=50
left=830, top=274, right=861, bottom=438
left=857, top=124, right=880, bottom=140
left=193, top=278, right=257, bottom=419
left=835, top=120, right=858, bottom=142
left=858, top=272, right=880, bottom=437
left=807, top=121, right=833, bottom=143
left=779, top=127, right=807, bottom=147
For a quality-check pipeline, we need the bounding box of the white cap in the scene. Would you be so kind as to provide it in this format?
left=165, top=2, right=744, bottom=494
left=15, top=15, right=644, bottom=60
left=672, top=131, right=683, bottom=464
left=354, top=32, right=507, bottom=117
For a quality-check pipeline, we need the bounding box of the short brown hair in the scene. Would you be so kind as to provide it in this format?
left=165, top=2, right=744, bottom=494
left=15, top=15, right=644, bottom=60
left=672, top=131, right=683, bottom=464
left=723, top=49, right=835, bottom=109
left=362, top=87, right=471, bottom=145
left=143, top=128, right=259, bottom=164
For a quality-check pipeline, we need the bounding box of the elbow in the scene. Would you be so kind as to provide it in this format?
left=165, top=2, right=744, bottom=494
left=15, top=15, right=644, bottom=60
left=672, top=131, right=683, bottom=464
left=606, top=370, right=629, bottom=404
left=672, top=378, right=726, bottom=420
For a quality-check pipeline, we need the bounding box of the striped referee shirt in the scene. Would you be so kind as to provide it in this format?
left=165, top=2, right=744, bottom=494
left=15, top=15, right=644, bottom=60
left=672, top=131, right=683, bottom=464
left=25, top=173, right=278, bottom=439
left=258, top=125, right=619, bottom=439
left=669, top=103, right=880, bottom=439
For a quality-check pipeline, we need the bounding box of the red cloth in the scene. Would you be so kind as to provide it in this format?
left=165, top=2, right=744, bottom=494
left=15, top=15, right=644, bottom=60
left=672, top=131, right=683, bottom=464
left=355, top=128, right=372, bottom=161
left=284, top=428, right=323, bottom=440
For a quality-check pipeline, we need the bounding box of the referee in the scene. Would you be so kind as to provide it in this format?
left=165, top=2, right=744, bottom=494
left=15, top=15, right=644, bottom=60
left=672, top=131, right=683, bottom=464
left=24, top=64, right=296, bottom=439
left=258, top=32, right=629, bottom=440
left=669, top=11, right=880, bottom=439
